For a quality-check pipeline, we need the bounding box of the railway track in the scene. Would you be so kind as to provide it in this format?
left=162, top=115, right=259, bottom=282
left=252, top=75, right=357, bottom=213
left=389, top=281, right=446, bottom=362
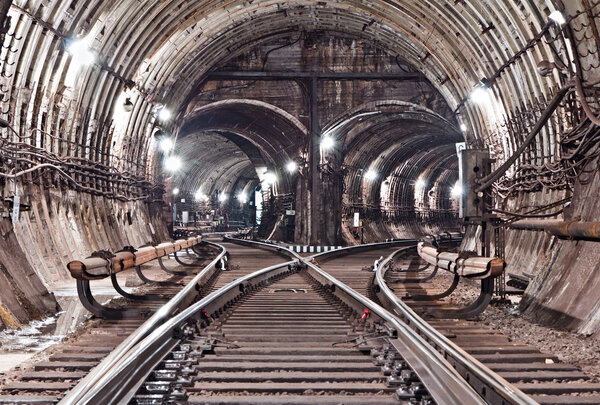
left=53, top=238, right=485, bottom=404
left=0, top=239, right=287, bottom=404
left=1, top=236, right=598, bottom=404
left=131, top=271, right=402, bottom=404
left=375, top=247, right=600, bottom=405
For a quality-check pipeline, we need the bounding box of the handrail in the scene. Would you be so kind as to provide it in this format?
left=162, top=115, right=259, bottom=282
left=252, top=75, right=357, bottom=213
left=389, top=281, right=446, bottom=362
left=60, top=241, right=227, bottom=405
left=61, top=260, right=298, bottom=405
left=374, top=248, right=537, bottom=405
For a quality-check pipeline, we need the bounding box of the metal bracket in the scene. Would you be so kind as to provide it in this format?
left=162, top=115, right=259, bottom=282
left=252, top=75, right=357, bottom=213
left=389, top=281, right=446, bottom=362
left=158, top=256, right=191, bottom=275
left=109, top=271, right=163, bottom=301
left=173, top=250, right=196, bottom=267
left=76, top=279, right=149, bottom=319
left=135, top=265, right=179, bottom=286
left=399, top=265, right=439, bottom=283
left=408, top=274, right=460, bottom=301
left=426, top=277, right=494, bottom=319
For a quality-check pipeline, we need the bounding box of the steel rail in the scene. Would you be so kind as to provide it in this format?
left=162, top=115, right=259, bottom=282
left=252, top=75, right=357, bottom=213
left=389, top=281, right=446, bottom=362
left=374, top=248, right=538, bottom=405
left=302, top=260, right=484, bottom=405
left=225, top=237, right=485, bottom=404
left=60, top=240, right=227, bottom=405
left=67, top=260, right=299, bottom=404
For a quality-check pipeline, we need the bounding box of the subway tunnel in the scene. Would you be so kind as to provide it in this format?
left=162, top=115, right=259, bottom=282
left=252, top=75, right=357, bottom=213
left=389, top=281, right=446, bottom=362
left=0, top=0, right=600, bottom=402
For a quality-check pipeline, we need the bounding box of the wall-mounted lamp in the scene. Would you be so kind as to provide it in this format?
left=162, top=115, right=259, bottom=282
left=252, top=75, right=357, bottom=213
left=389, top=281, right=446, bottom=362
left=123, top=97, right=134, bottom=112
left=549, top=10, right=566, bottom=25
left=164, top=155, right=182, bottom=172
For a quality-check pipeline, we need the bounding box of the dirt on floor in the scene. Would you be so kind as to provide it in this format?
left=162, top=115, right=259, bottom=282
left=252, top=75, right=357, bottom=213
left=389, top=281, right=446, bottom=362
left=443, top=272, right=600, bottom=382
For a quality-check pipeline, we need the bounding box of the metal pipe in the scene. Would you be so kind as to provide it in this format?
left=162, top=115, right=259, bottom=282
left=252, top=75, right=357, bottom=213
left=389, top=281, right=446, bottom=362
left=509, top=219, right=600, bottom=240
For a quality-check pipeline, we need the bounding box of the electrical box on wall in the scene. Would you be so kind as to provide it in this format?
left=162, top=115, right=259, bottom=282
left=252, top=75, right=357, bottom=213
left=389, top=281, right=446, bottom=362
left=458, top=149, right=493, bottom=220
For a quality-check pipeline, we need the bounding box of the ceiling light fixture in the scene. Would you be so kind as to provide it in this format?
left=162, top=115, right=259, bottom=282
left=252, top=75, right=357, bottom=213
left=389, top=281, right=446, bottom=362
left=158, top=137, right=174, bottom=153
left=470, top=86, right=489, bottom=104
left=549, top=10, right=566, bottom=25
left=321, top=136, right=335, bottom=150
left=158, top=107, right=172, bottom=122
left=123, top=97, right=134, bottom=112
left=164, top=155, right=182, bottom=172
left=286, top=161, right=298, bottom=173
left=364, top=169, right=378, bottom=181
left=263, top=171, right=277, bottom=185
left=451, top=182, right=463, bottom=197
left=67, top=37, right=96, bottom=66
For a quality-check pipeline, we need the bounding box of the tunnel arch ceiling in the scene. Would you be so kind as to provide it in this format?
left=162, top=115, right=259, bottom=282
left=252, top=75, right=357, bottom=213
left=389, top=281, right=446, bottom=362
left=0, top=0, right=566, bottom=166
left=3, top=0, right=600, bottom=336
left=0, top=0, right=570, bottom=199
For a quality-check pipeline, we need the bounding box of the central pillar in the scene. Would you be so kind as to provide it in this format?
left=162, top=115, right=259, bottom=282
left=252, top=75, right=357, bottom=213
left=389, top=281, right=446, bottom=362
left=299, top=75, right=341, bottom=246
left=309, top=76, right=321, bottom=245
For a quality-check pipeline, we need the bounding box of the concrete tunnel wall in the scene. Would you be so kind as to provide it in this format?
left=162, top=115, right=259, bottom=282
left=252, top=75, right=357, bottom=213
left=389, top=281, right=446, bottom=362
left=0, top=1, right=599, bottom=338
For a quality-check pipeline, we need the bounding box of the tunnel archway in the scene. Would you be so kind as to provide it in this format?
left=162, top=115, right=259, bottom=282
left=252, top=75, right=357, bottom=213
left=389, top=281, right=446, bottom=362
left=320, top=101, right=463, bottom=243
left=2, top=1, right=600, bottom=337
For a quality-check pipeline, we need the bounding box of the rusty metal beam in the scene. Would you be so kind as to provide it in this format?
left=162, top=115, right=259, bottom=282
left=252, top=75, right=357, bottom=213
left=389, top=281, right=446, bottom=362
left=205, top=70, right=422, bottom=81
left=509, top=219, right=600, bottom=240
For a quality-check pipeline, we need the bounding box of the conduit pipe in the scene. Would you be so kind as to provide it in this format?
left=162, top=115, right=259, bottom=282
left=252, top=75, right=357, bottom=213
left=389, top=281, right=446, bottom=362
left=417, top=243, right=505, bottom=279
left=509, top=219, right=600, bottom=240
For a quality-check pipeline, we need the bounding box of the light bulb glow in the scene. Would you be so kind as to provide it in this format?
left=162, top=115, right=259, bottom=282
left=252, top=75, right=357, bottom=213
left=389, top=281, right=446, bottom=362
left=286, top=161, right=298, bottom=173
left=460, top=123, right=467, bottom=132
left=219, top=193, right=228, bottom=202
left=415, top=179, right=426, bottom=188
left=263, top=171, right=277, bottom=185
left=164, top=155, right=182, bottom=172
left=451, top=182, right=463, bottom=197
left=364, top=169, right=378, bottom=181
left=158, top=137, right=174, bottom=152
left=67, top=37, right=96, bottom=66
left=549, top=10, right=566, bottom=25
left=470, top=86, right=489, bottom=104
left=237, top=192, right=247, bottom=203
left=195, top=190, right=208, bottom=201
left=158, top=108, right=172, bottom=121
left=172, top=187, right=179, bottom=196
left=321, top=136, right=335, bottom=150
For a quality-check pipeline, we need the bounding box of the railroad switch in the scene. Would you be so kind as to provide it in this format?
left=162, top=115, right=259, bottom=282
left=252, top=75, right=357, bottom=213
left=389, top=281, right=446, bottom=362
left=143, top=381, right=171, bottom=394
left=387, top=369, right=419, bottom=386
left=134, top=394, right=167, bottom=404
left=370, top=344, right=391, bottom=357
left=193, top=336, right=218, bottom=351
left=395, top=383, right=431, bottom=402
left=151, top=370, right=178, bottom=381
